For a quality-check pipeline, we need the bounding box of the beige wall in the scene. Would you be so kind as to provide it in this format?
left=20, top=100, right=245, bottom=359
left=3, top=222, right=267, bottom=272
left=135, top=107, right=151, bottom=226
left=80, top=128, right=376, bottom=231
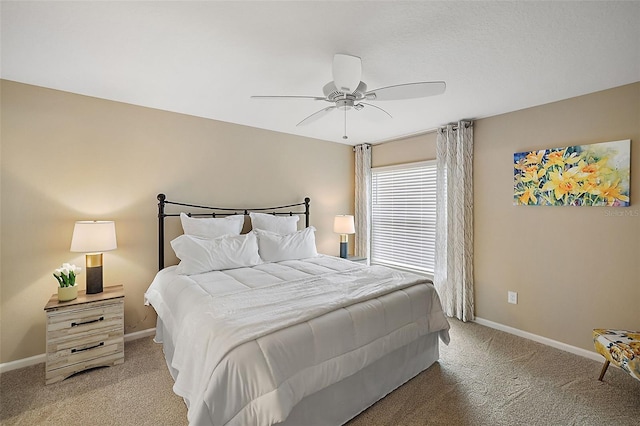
left=0, top=80, right=354, bottom=364
left=373, top=82, right=640, bottom=353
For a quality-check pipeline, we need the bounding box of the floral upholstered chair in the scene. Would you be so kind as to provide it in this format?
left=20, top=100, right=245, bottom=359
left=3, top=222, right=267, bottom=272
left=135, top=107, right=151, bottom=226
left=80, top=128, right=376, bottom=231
left=592, top=329, right=640, bottom=382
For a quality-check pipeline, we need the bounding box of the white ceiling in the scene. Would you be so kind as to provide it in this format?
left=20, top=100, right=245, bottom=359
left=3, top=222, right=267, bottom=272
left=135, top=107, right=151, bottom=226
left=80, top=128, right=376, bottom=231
left=2, top=1, right=639, bottom=146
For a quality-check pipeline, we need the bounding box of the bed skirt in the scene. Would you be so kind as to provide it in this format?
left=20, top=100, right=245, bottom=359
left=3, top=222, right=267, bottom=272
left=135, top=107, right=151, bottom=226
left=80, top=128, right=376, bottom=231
left=155, top=318, right=440, bottom=426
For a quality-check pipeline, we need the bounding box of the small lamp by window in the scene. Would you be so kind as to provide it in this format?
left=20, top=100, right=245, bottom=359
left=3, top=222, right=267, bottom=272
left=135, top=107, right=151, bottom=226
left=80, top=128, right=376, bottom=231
left=333, top=215, right=355, bottom=259
left=70, top=221, right=117, bottom=294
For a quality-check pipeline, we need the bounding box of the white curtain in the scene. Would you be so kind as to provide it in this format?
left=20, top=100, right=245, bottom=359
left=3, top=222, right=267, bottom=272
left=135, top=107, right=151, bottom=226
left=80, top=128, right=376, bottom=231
left=435, top=121, right=474, bottom=321
left=354, top=144, right=371, bottom=263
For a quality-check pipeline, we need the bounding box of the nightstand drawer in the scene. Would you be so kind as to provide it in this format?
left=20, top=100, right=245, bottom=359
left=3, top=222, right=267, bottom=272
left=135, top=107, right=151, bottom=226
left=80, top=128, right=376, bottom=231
left=47, top=300, right=123, bottom=338
left=46, top=331, right=124, bottom=371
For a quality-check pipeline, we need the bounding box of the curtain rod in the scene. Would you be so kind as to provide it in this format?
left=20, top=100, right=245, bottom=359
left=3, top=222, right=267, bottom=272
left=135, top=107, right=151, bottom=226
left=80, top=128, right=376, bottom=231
left=439, top=120, right=473, bottom=133
left=352, top=143, right=371, bottom=152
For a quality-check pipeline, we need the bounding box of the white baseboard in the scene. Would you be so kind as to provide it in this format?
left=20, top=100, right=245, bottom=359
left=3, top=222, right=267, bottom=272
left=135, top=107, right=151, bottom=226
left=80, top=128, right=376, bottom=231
left=0, top=327, right=156, bottom=374
left=124, top=327, right=156, bottom=342
left=0, top=353, right=47, bottom=374
left=474, top=317, right=602, bottom=362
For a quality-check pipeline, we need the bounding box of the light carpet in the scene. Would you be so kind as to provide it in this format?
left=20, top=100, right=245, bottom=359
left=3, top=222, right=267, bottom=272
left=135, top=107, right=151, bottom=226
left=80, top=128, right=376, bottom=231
left=1, top=320, right=638, bottom=425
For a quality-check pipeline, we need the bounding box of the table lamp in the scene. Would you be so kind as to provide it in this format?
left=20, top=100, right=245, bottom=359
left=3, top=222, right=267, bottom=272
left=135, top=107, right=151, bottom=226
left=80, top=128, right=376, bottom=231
left=70, top=220, right=117, bottom=294
left=333, top=215, right=355, bottom=259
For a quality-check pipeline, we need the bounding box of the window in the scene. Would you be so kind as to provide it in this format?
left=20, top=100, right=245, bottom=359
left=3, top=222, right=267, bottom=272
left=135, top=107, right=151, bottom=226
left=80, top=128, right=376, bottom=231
left=371, top=161, right=436, bottom=274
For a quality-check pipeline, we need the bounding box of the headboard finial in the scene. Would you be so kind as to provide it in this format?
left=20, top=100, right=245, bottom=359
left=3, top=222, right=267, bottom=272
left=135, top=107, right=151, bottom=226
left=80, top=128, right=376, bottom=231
left=304, top=197, right=310, bottom=227
left=158, top=193, right=166, bottom=202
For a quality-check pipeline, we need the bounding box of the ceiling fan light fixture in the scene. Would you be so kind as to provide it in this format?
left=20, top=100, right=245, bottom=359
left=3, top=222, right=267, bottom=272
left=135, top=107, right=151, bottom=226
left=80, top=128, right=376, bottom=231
left=332, top=54, right=362, bottom=94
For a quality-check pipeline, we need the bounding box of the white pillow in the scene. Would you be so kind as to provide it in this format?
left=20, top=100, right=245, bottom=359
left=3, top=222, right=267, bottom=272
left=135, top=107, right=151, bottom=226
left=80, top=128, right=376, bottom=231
left=180, top=212, right=244, bottom=239
left=171, top=232, right=261, bottom=275
left=254, top=227, right=318, bottom=262
left=249, top=212, right=299, bottom=235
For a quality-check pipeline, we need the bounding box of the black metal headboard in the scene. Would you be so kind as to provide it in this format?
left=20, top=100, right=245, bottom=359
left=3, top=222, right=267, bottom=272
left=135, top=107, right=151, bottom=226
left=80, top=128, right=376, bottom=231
left=157, top=193, right=311, bottom=270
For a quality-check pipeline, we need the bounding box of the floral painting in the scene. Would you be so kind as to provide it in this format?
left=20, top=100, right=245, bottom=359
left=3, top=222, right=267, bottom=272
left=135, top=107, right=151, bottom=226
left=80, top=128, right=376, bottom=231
left=514, top=139, right=630, bottom=206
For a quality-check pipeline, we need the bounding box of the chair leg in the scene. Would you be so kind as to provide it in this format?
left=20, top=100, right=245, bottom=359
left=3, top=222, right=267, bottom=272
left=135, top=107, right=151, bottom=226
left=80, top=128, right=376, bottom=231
left=598, top=360, right=610, bottom=381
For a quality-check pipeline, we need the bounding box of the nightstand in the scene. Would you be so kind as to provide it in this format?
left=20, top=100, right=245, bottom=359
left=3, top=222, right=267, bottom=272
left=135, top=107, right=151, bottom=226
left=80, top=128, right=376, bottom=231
left=44, top=285, right=124, bottom=385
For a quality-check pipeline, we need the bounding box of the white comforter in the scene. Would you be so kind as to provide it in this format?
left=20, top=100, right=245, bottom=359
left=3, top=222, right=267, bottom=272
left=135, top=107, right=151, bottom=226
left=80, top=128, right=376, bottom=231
left=144, top=255, right=450, bottom=426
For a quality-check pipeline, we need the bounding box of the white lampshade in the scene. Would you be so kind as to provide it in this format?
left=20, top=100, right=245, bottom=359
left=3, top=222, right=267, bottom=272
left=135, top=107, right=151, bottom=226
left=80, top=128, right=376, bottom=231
left=70, top=221, right=117, bottom=253
left=333, top=215, right=355, bottom=234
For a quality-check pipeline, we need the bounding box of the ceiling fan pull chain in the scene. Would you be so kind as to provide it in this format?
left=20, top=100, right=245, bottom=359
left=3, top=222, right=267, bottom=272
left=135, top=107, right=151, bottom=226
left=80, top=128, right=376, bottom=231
left=343, top=107, right=348, bottom=139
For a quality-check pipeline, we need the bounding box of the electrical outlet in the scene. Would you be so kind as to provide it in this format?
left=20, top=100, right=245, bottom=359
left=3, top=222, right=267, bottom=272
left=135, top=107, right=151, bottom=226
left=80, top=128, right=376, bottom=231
left=508, top=291, right=518, bottom=304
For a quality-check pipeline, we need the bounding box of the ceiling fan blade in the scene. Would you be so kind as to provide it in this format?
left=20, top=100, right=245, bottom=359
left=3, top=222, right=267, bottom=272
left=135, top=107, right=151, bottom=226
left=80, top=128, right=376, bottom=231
left=332, top=54, right=362, bottom=94
left=365, top=81, right=446, bottom=101
left=251, top=95, right=326, bottom=101
left=296, top=106, right=336, bottom=126
left=358, top=102, right=393, bottom=119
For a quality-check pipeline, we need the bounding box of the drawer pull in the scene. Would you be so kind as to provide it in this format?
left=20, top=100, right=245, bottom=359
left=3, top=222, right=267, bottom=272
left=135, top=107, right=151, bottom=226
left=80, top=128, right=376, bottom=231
left=71, top=342, right=104, bottom=353
left=71, top=316, right=104, bottom=327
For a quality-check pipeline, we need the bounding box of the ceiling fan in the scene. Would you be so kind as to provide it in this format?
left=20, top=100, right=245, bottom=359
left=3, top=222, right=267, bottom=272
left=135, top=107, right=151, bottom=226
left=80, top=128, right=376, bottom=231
left=251, top=54, right=446, bottom=139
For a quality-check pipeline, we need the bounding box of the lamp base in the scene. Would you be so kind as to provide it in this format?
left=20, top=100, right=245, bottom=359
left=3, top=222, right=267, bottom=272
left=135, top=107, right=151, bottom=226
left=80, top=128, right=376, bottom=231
left=86, top=266, right=103, bottom=294
left=339, top=241, right=348, bottom=259
left=85, top=254, right=104, bottom=294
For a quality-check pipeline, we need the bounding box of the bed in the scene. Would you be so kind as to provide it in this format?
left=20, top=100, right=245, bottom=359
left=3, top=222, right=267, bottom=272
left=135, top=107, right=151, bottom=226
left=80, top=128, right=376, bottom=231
left=145, top=194, right=450, bottom=426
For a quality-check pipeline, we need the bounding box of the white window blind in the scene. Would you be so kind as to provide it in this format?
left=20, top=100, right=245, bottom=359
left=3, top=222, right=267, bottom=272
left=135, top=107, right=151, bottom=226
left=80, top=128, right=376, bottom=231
left=371, top=161, right=436, bottom=274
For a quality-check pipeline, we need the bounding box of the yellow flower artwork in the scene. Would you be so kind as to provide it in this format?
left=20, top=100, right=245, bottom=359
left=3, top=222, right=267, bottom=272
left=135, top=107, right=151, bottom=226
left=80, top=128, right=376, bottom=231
left=514, top=140, right=630, bottom=206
